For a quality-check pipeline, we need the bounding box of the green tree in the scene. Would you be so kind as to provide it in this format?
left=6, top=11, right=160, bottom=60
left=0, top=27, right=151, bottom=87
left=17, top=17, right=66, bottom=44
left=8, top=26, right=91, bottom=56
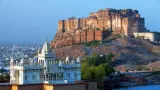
left=92, top=54, right=101, bottom=66
left=81, top=52, right=115, bottom=81
left=90, top=66, right=96, bottom=80
left=105, top=52, right=114, bottom=64
left=85, top=56, right=93, bottom=66
left=0, top=75, right=4, bottom=82
left=95, top=64, right=106, bottom=80
left=82, top=67, right=93, bottom=80
left=103, top=63, right=115, bottom=76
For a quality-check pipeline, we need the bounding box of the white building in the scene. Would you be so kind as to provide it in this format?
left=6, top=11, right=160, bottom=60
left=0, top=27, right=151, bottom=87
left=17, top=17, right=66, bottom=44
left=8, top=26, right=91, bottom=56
left=10, top=40, right=81, bottom=85
left=133, top=32, right=155, bottom=42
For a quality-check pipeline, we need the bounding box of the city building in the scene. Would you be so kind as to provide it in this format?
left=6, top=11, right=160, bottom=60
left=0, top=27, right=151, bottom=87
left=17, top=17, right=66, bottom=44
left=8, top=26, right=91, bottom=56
left=10, top=40, right=81, bottom=85
left=134, top=32, right=160, bottom=42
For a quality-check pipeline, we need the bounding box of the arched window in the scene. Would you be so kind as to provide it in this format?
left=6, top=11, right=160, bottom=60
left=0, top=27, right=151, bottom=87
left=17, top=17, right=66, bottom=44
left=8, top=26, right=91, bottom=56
left=49, top=74, right=51, bottom=81
left=41, top=60, right=43, bottom=65
left=44, top=75, right=45, bottom=81
left=67, top=73, right=70, bottom=79
left=75, top=73, right=78, bottom=80
left=46, top=75, right=48, bottom=81
left=53, top=74, right=56, bottom=80
left=32, top=75, right=36, bottom=80
left=51, top=74, right=53, bottom=80
left=60, top=74, right=63, bottom=80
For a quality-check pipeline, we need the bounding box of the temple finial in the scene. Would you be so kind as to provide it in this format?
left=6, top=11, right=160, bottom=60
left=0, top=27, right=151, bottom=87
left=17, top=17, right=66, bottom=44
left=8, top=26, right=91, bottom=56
left=45, top=37, right=48, bottom=42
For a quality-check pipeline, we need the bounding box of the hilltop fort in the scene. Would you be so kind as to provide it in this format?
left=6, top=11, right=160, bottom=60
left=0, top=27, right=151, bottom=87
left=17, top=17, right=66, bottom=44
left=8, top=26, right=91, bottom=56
left=51, top=8, right=149, bottom=48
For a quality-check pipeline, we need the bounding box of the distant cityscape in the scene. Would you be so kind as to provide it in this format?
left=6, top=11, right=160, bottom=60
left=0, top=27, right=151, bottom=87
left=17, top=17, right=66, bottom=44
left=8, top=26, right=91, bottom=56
left=0, top=44, right=41, bottom=69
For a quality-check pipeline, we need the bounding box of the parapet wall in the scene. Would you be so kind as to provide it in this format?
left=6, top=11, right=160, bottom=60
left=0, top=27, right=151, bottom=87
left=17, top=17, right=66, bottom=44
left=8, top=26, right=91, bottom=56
left=0, top=82, right=98, bottom=90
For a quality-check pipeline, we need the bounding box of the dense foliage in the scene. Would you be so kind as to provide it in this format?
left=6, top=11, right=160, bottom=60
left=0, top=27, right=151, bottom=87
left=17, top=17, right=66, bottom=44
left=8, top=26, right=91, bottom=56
left=0, top=69, right=10, bottom=83
left=0, top=74, right=10, bottom=83
left=81, top=53, right=115, bottom=81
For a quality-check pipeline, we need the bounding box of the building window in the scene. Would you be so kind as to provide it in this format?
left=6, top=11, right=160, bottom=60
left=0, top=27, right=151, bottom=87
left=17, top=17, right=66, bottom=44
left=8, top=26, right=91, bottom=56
left=67, top=73, right=70, bottom=79
left=25, top=76, right=28, bottom=80
left=49, top=74, right=51, bottom=81
left=51, top=74, right=53, bottom=80
left=53, top=74, right=56, bottom=80
left=75, top=73, right=78, bottom=80
left=32, top=75, right=36, bottom=81
left=60, top=74, right=63, bottom=80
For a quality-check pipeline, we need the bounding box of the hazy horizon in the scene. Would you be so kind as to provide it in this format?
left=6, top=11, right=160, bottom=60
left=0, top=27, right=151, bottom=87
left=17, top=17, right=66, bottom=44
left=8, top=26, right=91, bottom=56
left=0, top=0, right=160, bottom=44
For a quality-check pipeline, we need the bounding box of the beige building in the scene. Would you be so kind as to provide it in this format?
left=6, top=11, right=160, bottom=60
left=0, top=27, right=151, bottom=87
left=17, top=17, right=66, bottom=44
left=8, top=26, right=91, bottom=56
left=133, top=32, right=155, bottom=42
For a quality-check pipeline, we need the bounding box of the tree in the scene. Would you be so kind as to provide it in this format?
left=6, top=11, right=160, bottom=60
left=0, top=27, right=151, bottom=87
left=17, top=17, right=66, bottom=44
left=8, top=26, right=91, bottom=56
left=85, top=56, right=93, bottom=66
left=95, top=64, right=106, bottom=80
left=82, top=67, right=93, bottom=80
left=0, top=75, right=4, bottom=82
left=105, top=52, right=114, bottom=64
left=103, top=63, right=115, bottom=76
left=90, top=66, right=96, bottom=80
left=81, top=52, right=115, bottom=81
left=92, top=54, right=101, bottom=66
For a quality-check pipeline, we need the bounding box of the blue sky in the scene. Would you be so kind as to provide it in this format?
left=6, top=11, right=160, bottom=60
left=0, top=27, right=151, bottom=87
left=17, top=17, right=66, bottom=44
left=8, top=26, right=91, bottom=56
left=0, top=0, right=160, bottom=44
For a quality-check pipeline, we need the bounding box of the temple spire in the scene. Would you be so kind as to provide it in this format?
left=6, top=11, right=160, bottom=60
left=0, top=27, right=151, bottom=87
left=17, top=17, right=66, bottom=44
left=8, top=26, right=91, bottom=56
left=45, top=37, right=48, bottom=42
left=42, top=38, right=51, bottom=52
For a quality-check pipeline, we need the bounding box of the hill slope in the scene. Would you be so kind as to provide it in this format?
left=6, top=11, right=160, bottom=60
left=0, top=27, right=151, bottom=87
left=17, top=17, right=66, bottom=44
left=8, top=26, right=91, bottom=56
left=54, top=37, right=160, bottom=71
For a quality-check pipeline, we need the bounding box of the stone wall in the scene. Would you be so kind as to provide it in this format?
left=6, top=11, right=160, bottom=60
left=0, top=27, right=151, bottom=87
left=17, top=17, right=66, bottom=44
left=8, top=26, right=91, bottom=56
left=53, top=84, right=86, bottom=90
left=0, top=82, right=98, bottom=90
left=57, top=8, right=146, bottom=35
left=0, top=85, right=12, bottom=90
left=18, top=84, right=43, bottom=90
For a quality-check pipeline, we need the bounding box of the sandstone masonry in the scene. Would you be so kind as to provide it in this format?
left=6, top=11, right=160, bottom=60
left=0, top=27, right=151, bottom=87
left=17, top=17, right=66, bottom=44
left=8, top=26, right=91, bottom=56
left=51, top=8, right=147, bottom=48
